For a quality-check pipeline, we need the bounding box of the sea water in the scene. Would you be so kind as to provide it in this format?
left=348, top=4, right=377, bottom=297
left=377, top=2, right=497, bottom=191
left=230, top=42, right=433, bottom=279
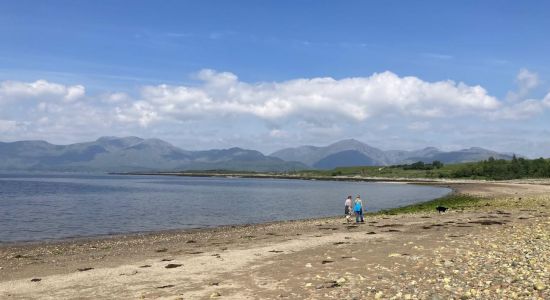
left=0, top=173, right=451, bottom=243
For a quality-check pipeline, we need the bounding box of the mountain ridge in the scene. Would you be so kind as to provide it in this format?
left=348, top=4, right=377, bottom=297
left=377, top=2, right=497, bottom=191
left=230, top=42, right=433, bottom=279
left=0, top=137, right=519, bottom=172
left=0, top=137, right=306, bottom=172
left=270, top=139, right=517, bottom=169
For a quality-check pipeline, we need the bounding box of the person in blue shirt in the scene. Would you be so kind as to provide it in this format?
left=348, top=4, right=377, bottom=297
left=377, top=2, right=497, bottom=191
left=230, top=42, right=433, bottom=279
left=354, top=195, right=364, bottom=223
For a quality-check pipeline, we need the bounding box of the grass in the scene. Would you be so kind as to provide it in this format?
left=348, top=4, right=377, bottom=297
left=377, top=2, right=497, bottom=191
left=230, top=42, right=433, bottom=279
left=371, top=193, right=484, bottom=215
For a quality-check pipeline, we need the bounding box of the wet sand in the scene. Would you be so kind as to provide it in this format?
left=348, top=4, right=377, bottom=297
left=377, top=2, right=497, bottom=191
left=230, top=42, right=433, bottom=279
left=0, top=181, right=549, bottom=299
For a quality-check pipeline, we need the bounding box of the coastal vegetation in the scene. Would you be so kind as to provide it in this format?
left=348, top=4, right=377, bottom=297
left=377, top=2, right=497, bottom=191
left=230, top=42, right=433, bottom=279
left=297, top=156, right=550, bottom=180
left=373, top=194, right=483, bottom=215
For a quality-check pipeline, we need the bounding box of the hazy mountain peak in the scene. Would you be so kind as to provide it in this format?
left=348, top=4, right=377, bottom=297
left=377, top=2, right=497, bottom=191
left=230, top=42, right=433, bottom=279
left=227, top=147, right=246, bottom=151
left=467, top=147, right=488, bottom=151
left=96, top=136, right=142, bottom=142
left=271, top=138, right=388, bottom=166
left=96, top=136, right=117, bottom=141
left=95, top=136, right=144, bottom=151
left=140, top=138, right=174, bottom=147
left=329, top=138, right=365, bottom=147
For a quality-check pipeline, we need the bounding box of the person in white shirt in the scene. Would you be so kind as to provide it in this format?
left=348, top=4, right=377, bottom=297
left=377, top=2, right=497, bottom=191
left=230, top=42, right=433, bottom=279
left=344, top=195, right=352, bottom=222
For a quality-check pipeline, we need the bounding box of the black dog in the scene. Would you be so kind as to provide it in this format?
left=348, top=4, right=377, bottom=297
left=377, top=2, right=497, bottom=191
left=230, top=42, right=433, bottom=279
left=436, top=206, right=448, bottom=213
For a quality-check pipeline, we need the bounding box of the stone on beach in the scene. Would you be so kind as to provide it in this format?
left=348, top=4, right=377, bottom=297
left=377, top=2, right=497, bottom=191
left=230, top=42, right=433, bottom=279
left=164, top=263, right=182, bottom=269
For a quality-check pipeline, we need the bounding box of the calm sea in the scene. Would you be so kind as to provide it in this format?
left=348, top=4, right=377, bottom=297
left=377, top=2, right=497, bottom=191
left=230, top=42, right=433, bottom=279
left=0, top=173, right=451, bottom=243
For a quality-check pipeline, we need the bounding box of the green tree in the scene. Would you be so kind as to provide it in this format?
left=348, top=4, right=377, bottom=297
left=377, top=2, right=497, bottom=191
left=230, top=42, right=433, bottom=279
left=432, top=160, right=444, bottom=169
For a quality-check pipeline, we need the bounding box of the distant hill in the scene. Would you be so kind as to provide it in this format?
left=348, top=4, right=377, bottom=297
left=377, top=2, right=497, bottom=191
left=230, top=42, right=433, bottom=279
left=313, top=150, right=378, bottom=169
left=271, top=139, right=515, bottom=169
left=271, top=139, right=389, bottom=166
left=0, top=137, right=307, bottom=172
left=0, top=137, right=518, bottom=172
left=402, top=147, right=514, bottom=165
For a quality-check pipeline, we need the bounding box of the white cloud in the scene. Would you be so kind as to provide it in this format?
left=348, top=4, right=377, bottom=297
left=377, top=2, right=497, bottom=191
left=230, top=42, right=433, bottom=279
left=115, top=101, right=159, bottom=127
left=103, top=92, right=130, bottom=103
left=517, top=68, right=539, bottom=92
left=37, top=102, right=64, bottom=113
left=490, top=99, right=545, bottom=120
left=64, top=85, right=85, bottom=102
left=115, top=70, right=501, bottom=126
left=507, top=68, right=540, bottom=102
left=0, top=79, right=85, bottom=104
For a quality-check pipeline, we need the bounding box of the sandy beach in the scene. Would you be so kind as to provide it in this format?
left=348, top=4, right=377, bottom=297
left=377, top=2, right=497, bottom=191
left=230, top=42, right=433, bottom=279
left=1, top=181, right=549, bottom=299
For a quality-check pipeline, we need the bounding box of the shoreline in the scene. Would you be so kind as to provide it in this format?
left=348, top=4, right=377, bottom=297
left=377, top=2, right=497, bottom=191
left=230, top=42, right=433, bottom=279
left=1, top=180, right=549, bottom=299
left=0, top=214, right=346, bottom=248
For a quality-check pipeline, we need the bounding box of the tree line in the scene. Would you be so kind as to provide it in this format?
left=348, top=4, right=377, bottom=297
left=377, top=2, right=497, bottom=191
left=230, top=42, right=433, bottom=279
left=451, top=156, right=550, bottom=180
left=390, top=160, right=444, bottom=170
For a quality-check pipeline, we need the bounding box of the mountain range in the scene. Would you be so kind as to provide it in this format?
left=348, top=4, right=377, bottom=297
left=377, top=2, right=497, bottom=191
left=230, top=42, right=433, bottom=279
left=0, top=136, right=306, bottom=172
left=0, top=137, right=516, bottom=172
left=269, top=139, right=516, bottom=169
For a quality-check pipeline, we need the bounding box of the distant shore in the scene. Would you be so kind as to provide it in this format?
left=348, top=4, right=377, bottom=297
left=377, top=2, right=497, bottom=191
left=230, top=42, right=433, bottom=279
left=1, top=180, right=549, bottom=299
left=111, top=171, right=433, bottom=182
left=112, top=170, right=550, bottom=184
left=111, top=170, right=482, bottom=184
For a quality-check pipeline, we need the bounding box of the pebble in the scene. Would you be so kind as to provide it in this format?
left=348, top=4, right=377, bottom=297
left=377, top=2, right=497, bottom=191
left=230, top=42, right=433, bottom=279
left=323, top=280, right=339, bottom=288
left=534, top=281, right=546, bottom=291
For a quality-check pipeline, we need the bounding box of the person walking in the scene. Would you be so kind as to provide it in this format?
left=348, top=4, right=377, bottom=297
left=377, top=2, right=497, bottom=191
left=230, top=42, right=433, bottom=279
left=344, top=195, right=352, bottom=222
left=354, top=195, right=364, bottom=223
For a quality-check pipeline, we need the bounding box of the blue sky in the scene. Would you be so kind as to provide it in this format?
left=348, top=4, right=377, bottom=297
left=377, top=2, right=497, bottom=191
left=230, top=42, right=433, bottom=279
left=1, top=1, right=549, bottom=157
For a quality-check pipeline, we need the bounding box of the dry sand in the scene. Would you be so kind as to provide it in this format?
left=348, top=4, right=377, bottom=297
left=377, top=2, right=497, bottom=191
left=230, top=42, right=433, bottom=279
left=0, top=181, right=549, bottom=299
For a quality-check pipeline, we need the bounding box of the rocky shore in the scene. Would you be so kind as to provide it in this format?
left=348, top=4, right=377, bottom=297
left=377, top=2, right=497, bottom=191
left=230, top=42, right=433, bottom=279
left=0, top=181, right=549, bottom=299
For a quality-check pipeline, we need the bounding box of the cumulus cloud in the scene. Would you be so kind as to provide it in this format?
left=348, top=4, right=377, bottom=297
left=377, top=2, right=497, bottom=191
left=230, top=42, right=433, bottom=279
left=0, top=79, right=85, bottom=104
left=64, top=85, right=86, bottom=102
left=115, top=69, right=501, bottom=126
left=492, top=90, right=550, bottom=120
left=517, top=68, right=539, bottom=92
left=103, top=92, right=130, bottom=103
left=3, top=71, right=549, bottom=128
left=491, top=99, right=546, bottom=120
left=507, top=68, right=540, bottom=102
left=115, top=101, right=159, bottom=127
